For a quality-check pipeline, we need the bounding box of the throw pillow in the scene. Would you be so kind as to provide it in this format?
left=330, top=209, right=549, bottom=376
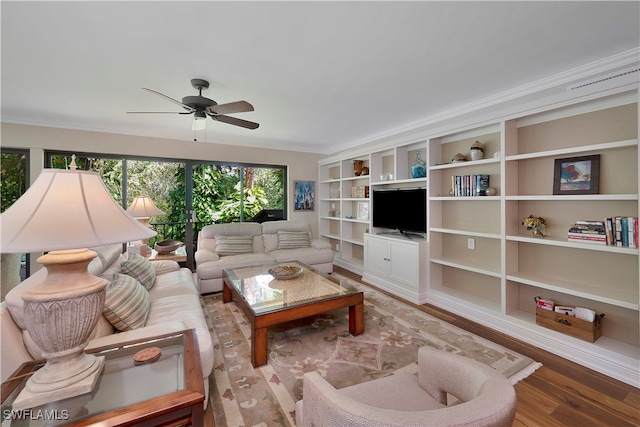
left=277, top=231, right=311, bottom=250
left=103, top=274, right=150, bottom=331
left=215, top=235, right=254, bottom=256
left=120, top=253, right=156, bottom=291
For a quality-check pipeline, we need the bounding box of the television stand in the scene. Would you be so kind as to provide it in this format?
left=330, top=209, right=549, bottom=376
left=377, top=230, right=425, bottom=240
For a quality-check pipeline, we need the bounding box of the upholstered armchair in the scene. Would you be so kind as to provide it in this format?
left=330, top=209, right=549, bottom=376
left=295, top=346, right=517, bottom=427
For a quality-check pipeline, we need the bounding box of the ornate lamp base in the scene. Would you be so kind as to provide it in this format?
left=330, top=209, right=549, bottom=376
left=11, top=249, right=107, bottom=411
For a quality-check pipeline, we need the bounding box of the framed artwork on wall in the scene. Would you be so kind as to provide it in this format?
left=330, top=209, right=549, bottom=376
left=294, top=181, right=315, bottom=211
left=553, top=154, right=600, bottom=195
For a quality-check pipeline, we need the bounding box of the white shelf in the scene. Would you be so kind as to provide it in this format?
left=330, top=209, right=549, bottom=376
left=430, top=196, right=500, bottom=201
left=430, top=227, right=501, bottom=239
left=506, top=272, right=639, bottom=311
left=505, top=139, right=637, bottom=161
left=505, top=194, right=638, bottom=201
left=341, top=237, right=364, bottom=246
left=371, top=178, right=427, bottom=186
left=430, top=256, right=501, bottom=278
left=320, top=233, right=341, bottom=240
left=429, top=157, right=500, bottom=170
left=506, top=234, right=639, bottom=254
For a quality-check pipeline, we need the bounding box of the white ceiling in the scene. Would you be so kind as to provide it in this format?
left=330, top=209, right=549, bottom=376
left=2, top=1, right=639, bottom=154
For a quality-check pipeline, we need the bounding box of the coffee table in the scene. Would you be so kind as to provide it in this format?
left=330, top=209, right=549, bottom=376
left=223, top=262, right=364, bottom=367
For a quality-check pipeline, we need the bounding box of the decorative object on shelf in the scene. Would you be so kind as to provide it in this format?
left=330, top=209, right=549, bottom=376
left=357, top=202, right=369, bottom=220
left=379, top=172, right=393, bottom=181
left=522, top=215, right=545, bottom=237
left=361, top=166, right=369, bottom=176
left=410, top=152, right=427, bottom=178
left=553, top=154, right=600, bottom=195
left=451, top=153, right=466, bottom=163
left=127, top=196, right=165, bottom=257
left=294, top=181, right=315, bottom=211
left=485, top=187, right=497, bottom=196
left=353, top=160, right=364, bottom=176
left=268, top=265, right=303, bottom=280
left=469, top=141, right=484, bottom=161
left=154, top=239, right=182, bottom=254
left=133, top=347, right=162, bottom=365
left=493, top=151, right=501, bottom=159
left=329, top=183, right=340, bottom=198
left=0, top=160, right=156, bottom=410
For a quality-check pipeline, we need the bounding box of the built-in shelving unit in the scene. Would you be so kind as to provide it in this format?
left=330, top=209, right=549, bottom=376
left=320, top=84, right=639, bottom=387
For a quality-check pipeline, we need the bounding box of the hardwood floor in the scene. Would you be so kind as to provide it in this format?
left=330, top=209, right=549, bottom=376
left=203, top=267, right=640, bottom=426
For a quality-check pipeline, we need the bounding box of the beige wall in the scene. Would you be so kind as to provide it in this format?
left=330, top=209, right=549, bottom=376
left=1, top=123, right=323, bottom=236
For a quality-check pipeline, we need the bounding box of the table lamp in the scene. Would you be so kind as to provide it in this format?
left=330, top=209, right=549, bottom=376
left=126, top=196, right=165, bottom=257
left=0, top=164, right=156, bottom=410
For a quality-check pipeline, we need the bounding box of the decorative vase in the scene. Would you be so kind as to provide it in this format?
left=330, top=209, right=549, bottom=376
left=470, top=141, right=484, bottom=161
left=411, top=152, right=426, bottom=178
left=531, top=226, right=545, bottom=237
left=353, top=160, right=364, bottom=176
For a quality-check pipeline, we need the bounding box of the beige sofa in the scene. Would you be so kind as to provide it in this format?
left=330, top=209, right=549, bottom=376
left=1, top=244, right=214, bottom=405
left=195, top=220, right=334, bottom=294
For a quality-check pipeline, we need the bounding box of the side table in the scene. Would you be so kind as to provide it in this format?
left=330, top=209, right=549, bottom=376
left=148, top=246, right=187, bottom=266
left=1, top=329, right=204, bottom=426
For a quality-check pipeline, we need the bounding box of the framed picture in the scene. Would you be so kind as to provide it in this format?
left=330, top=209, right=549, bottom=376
left=357, top=202, right=369, bottom=220
left=294, top=181, right=315, bottom=211
left=553, top=154, right=600, bottom=195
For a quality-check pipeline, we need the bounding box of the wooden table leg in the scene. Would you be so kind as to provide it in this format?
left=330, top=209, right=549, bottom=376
left=252, top=325, right=268, bottom=367
left=223, top=281, right=232, bottom=303
left=349, top=302, right=364, bottom=336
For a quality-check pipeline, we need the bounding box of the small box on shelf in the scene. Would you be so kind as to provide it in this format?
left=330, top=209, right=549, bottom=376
left=535, top=306, right=603, bottom=342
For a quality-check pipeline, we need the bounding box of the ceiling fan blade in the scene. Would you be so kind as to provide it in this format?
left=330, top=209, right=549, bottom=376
left=213, top=115, right=260, bottom=130
left=142, top=88, right=194, bottom=112
left=208, top=100, right=254, bottom=115
left=127, top=111, right=192, bottom=114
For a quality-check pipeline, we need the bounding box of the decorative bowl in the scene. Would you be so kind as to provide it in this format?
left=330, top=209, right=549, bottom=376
left=154, top=239, right=182, bottom=254
left=268, top=266, right=303, bottom=280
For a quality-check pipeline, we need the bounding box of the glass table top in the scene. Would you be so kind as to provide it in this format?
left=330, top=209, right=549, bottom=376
left=2, top=333, right=187, bottom=426
left=224, top=261, right=361, bottom=315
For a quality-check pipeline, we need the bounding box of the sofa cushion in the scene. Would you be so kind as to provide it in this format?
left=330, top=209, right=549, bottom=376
left=197, top=253, right=275, bottom=280
left=215, top=235, right=255, bottom=256
left=277, top=230, right=311, bottom=249
left=262, top=220, right=312, bottom=252
left=103, top=274, right=150, bottom=331
left=268, top=247, right=334, bottom=266
left=121, top=253, right=156, bottom=291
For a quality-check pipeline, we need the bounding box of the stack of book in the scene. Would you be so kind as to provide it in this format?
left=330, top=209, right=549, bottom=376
left=451, top=174, right=490, bottom=197
left=567, top=220, right=607, bottom=245
left=569, top=218, right=639, bottom=247
left=605, top=216, right=638, bottom=248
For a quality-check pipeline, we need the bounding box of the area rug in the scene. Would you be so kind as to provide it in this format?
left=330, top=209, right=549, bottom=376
left=202, top=275, right=541, bottom=427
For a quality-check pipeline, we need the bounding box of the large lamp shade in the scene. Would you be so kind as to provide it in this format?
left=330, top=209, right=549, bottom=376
left=0, top=168, right=156, bottom=410
left=1, top=169, right=155, bottom=253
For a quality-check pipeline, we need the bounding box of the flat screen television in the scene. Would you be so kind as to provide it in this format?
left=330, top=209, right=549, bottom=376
left=372, top=188, right=426, bottom=236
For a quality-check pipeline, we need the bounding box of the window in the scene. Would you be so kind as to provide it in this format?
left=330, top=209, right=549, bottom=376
left=1, top=149, right=29, bottom=295
left=46, top=151, right=287, bottom=268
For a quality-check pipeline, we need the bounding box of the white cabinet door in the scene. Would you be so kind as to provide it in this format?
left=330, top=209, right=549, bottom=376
left=388, top=241, right=418, bottom=288
left=364, top=235, right=389, bottom=277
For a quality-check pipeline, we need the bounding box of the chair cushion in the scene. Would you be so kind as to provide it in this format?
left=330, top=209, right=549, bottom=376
left=277, top=230, right=311, bottom=249
left=215, top=235, right=255, bottom=256
left=103, top=274, right=150, bottom=331
left=340, top=372, right=446, bottom=411
left=197, top=253, right=275, bottom=280
left=120, top=253, right=156, bottom=291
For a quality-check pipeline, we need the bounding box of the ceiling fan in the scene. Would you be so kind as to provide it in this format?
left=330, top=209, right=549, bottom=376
left=128, top=79, right=259, bottom=131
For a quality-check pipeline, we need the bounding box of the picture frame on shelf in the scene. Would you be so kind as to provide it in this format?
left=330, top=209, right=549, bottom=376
left=553, top=154, right=600, bottom=195
left=294, top=181, right=315, bottom=211
left=357, top=202, right=369, bottom=220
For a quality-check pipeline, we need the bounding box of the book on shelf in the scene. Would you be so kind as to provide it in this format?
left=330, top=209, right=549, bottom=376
left=451, top=174, right=489, bottom=197
left=601, top=217, right=639, bottom=248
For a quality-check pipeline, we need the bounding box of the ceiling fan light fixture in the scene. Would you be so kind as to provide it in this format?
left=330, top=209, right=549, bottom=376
left=192, top=111, right=206, bottom=131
